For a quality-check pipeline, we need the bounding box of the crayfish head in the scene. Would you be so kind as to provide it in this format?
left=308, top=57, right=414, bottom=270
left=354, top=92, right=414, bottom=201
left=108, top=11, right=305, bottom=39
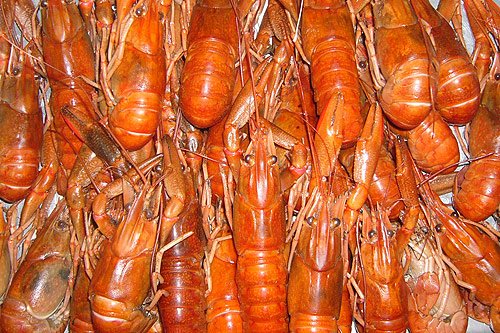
left=41, top=0, right=83, bottom=43
left=303, top=196, right=343, bottom=272
left=238, top=125, right=281, bottom=209
left=361, top=208, right=400, bottom=282
left=111, top=186, right=158, bottom=257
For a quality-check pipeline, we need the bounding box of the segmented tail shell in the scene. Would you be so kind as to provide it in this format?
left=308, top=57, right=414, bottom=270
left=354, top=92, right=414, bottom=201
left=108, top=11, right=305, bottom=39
left=158, top=192, right=207, bottom=332
left=179, top=0, right=238, bottom=128
left=206, top=229, right=243, bottom=332
left=407, top=111, right=459, bottom=173
left=379, top=58, right=432, bottom=129
left=237, top=250, right=288, bottom=332
left=436, top=57, right=480, bottom=124
left=454, top=155, right=500, bottom=221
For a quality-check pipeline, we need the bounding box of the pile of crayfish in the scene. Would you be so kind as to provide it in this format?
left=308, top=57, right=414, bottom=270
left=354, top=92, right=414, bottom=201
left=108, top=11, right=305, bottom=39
left=0, top=0, right=498, bottom=330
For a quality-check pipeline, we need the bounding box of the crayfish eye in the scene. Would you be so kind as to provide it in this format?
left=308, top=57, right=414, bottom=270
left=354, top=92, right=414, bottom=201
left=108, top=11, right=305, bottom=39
left=358, top=60, right=367, bottom=69
left=495, top=73, right=500, bottom=81
left=368, top=229, right=377, bottom=239
left=269, top=155, right=278, bottom=165
left=306, top=216, right=314, bottom=225
left=435, top=224, right=443, bottom=233
left=244, top=154, right=255, bottom=165
left=332, top=217, right=341, bottom=228
left=11, top=67, right=20, bottom=76
left=387, top=229, right=395, bottom=238
left=57, top=219, right=68, bottom=231
left=135, top=4, right=146, bottom=16
left=451, top=211, right=458, bottom=218
left=145, top=208, right=154, bottom=219
left=41, top=0, right=47, bottom=7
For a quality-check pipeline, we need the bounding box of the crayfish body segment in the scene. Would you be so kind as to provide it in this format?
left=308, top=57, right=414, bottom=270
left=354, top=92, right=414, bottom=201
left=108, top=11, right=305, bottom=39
left=232, top=124, right=289, bottom=332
